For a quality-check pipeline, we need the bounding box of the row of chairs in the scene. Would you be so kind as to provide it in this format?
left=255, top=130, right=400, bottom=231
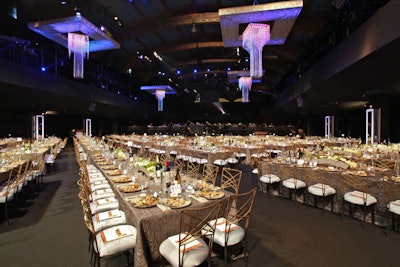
left=76, top=159, right=137, bottom=267
left=0, top=155, right=46, bottom=224
left=175, top=157, right=244, bottom=195
left=74, top=139, right=137, bottom=267
left=256, top=161, right=400, bottom=229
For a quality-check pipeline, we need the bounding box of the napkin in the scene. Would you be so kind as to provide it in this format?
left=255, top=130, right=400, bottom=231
left=349, top=190, right=368, bottom=199
left=95, top=209, right=121, bottom=222
left=168, top=233, right=202, bottom=252
left=95, top=197, right=116, bottom=205
left=191, top=195, right=208, bottom=203
left=100, top=225, right=132, bottom=243
left=94, top=188, right=113, bottom=195
left=390, top=200, right=400, bottom=206
left=157, top=204, right=171, bottom=212
left=215, top=218, right=239, bottom=233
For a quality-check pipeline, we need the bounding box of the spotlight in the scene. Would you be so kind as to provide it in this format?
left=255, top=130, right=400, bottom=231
left=41, top=67, right=46, bottom=72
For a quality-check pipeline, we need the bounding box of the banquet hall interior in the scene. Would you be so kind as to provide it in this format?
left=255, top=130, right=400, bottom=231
left=1, top=0, right=400, bottom=266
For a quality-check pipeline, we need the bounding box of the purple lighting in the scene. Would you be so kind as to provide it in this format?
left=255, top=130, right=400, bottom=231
left=28, top=15, right=120, bottom=53
left=28, top=15, right=120, bottom=79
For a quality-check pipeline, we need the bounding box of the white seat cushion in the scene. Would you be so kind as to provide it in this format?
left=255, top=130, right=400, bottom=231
left=226, top=158, right=238, bottom=164
left=198, top=158, right=208, bottom=164
left=344, top=190, right=377, bottom=206
left=388, top=200, right=400, bottom=215
left=95, top=225, right=137, bottom=257
left=282, top=178, right=306, bottom=189
left=0, top=191, right=14, bottom=203
left=159, top=233, right=209, bottom=267
left=90, top=188, right=116, bottom=201
left=90, top=197, right=119, bottom=214
left=209, top=217, right=245, bottom=247
left=213, top=159, right=227, bottom=166
left=90, top=181, right=111, bottom=192
left=308, top=183, right=336, bottom=196
left=92, top=209, right=127, bottom=232
left=260, top=174, right=280, bottom=184
left=235, top=153, right=246, bottom=158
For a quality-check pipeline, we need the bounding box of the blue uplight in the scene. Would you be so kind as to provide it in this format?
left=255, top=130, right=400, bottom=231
left=193, top=69, right=198, bottom=74
left=176, top=70, right=181, bottom=75
left=41, top=67, right=46, bottom=72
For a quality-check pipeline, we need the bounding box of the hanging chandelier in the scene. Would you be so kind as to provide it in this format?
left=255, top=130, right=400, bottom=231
left=242, top=23, right=270, bottom=78
left=238, top=77, right=253, bottom=103
left=28, top=13, right=120, bottom=79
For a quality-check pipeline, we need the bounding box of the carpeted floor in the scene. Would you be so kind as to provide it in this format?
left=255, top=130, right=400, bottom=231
left=1, top=144, right=399, bottom=267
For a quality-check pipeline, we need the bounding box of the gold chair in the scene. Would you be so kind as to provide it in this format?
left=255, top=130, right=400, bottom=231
left=382, top=178, right=400, bottom=231
left=374, top=158, right=395, bottom=173
left=187, top=160, right=200, bottom=178
left=80, top=194, right=136, bottom=267
left=280, top=165, right=306, bottom=202
left=258, top=161, right=280, bottom=196
left=220, top=167, right=242, bottom=194
left=174, top=157, right=185, bottom=173
left=201, top=163, right=219, bottom=185
left=159, top=200, right=222, bottom=267
left=207, top=188, right=257, bottom=264
left=0, top=168, right=16, bottom=224
left=340, top=172, right=377, bottom=224
left=304, top=170, right=336, bottom=211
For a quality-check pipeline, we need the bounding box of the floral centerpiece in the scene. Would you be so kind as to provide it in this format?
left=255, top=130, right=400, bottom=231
left=112, top=147, right=128, bottom=161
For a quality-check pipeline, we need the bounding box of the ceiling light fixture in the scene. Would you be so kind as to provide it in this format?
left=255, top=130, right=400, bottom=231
left=140, top=85, right=176, bottom=112
left=242, top=23, right=270, bottom=78
left=239, top=76, right=252, bottom=103
left=28, top=14, right=120, bottom=79
left=191, top=23, right=197, bottom=33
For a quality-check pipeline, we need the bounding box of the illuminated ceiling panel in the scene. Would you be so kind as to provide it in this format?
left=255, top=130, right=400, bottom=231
left=219, top=0, right=303, bottom=47
left=28, top=15, right=120, bottom=52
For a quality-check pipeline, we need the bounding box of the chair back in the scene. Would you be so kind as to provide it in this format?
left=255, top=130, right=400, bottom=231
left=220, top=167, right=242, bottom=194
left=383, top=177, right=400, bottom=206
left=201, top=164, right=219, bottom=185
left=340, top=172, right=370, bottom=202
left=374, top=158, right=395, bottom=172
left=174, top=157, right=185, bottom=173
left=279, top=164, right=297, bottom=178
left=186, top=160, right=200, bottom=178
left=178, top=200, right=222, bottom=267
left=225, top=188, right=257, bottom=236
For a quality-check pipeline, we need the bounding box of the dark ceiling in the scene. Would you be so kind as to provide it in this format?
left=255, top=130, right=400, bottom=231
left=0, top=0, right=398, bottom=122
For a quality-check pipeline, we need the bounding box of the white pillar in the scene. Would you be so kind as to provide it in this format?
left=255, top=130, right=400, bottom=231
left=35, top=115, right=45, bottom=140
left=366, top=108, right=381, bottom=145
left=324, top=115, right=334, bottom=138
left=85, top=118, right=92, bottom=136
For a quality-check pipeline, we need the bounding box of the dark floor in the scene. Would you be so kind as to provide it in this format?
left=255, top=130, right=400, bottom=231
left=1, top=145, right=399, bottom=267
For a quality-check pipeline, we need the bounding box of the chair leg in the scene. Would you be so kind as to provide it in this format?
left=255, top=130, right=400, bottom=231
left=224, top=245, right=228, bottom=265
left=371, top=206, right=375, bottom=224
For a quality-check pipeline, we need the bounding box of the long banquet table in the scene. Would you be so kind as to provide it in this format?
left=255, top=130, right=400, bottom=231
left=94, top=162, right=231, bottom=267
